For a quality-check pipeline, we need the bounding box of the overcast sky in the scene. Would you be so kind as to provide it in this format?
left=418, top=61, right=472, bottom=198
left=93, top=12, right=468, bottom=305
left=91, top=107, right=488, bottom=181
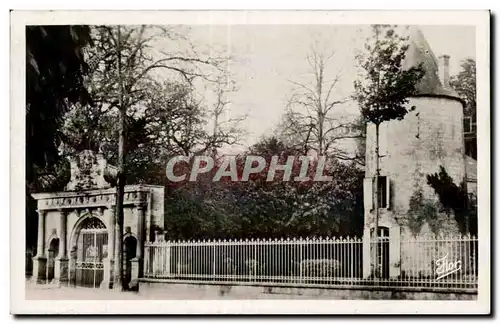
left=182, top=25, right=476, bottom=154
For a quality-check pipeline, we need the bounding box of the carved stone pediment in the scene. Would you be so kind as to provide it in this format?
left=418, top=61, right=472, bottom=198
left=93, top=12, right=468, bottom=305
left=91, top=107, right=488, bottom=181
left=32, top=186, right=149, bottom=211
left=65, top=150, right=117, bottom=191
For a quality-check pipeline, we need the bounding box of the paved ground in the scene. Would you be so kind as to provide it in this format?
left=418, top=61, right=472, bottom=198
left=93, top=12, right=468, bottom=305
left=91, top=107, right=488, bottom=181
left=25, top=283, right=325, bottom=300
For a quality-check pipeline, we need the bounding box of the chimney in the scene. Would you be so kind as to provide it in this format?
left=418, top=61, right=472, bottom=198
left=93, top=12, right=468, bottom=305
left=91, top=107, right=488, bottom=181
left=438, top=54, right=450, bottom=88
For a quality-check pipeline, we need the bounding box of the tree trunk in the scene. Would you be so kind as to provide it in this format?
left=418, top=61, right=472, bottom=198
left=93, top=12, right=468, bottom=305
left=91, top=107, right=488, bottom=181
left=113, top=25, right=126, bottom=291
left=373, top=122, right=380, bottom=278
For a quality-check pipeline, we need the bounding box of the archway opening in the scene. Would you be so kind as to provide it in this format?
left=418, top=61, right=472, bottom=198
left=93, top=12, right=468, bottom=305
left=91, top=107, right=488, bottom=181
left=46, top=238, right=59, bottom=283
left=123, top=235, right=137, bottom=287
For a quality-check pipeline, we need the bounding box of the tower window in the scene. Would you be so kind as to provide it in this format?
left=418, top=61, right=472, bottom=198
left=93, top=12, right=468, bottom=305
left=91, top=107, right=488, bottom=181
left=378, top=176, right=387, bottom=208
left=364, top=176, right=391, bottom=211
left=464, top=116, right=473, bottom=134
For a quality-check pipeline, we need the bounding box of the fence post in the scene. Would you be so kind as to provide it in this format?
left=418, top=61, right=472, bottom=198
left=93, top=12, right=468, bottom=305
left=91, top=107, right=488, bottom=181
left=362, top=227, right=371, bottom=278
left=165, top=241, right=171, bottom=277
left=253, top=242, right=257, bottom=282
left=212, top=241, right=216, bottom=281
left=350, top=238, right=354, bottom=278
left=299, top=240, right=303, bottom=282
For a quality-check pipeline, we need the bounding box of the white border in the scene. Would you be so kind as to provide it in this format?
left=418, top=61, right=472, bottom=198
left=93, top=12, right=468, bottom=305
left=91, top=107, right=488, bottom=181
left=10, top=10, right=491, bottom=315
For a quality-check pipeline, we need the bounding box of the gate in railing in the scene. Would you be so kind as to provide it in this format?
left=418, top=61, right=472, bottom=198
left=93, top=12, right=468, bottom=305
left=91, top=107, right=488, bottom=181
left=75, top=217, right=108, bottom=288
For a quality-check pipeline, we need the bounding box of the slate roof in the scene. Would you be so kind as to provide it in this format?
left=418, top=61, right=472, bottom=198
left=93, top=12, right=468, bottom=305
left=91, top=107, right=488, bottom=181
left=401, top=26, right=460, bottom=99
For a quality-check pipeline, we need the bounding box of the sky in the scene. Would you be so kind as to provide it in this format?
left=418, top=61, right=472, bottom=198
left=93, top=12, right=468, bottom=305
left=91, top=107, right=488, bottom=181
left=168, top=25, right=476, bottom=155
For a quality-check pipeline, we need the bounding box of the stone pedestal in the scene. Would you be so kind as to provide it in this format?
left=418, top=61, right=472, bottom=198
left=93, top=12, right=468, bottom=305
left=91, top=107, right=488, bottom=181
left=100, top=258, right=114, bottom=289
left=32, top=256, right=47, bottom=284
left=129, top=257, right=140, bottom=291
left=54, top=258, right=69, bottom=286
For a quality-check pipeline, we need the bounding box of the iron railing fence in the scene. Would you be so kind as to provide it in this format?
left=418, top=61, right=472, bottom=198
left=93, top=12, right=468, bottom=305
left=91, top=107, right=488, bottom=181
left=143, top=235, right=478, bottom=290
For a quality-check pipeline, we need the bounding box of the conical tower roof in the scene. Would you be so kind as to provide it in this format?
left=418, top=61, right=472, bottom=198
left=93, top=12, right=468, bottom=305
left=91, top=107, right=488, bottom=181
left=401, top=26, right=460, bottom=99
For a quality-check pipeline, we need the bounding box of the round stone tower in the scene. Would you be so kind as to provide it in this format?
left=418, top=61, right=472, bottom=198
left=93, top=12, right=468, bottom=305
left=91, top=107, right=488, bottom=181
left=362, top=27, right=466, bottom=278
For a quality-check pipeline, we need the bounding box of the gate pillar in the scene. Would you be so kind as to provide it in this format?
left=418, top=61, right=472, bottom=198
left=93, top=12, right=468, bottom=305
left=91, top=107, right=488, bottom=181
left=54, top=258, right=69, bottom=286
left=103, top=206, right=115, bottom=289
left=100, top=257, right=113, bottom=289
left=129, top=257, right=140, bottom=291
left=54, top=209, right=69, bottom=286
left=32, top=210, right=47, bottom=284
left=32, top=257, right=47, bottom=284
left=69, top=246, right=77, bottom=286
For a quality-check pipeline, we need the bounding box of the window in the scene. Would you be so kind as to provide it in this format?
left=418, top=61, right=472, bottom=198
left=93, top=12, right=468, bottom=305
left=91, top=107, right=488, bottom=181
left=364, top=176, right=390, bottom=210
left=463, top=117, right=471, bottom=133
left=371, top=227, right=389, bottom=239
left=464, top=116, right=475, bottom=134
left=378, top=176, right=388, bottom=208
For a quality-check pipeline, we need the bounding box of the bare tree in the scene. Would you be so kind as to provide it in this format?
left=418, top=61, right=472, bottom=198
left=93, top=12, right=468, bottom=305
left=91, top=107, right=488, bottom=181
left=279, top=47, right=360, bottom=159
left=207, top=74, right=246, bottom=159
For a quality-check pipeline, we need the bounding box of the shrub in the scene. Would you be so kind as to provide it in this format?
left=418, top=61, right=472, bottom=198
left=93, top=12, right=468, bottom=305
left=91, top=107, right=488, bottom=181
left=245, top=259, right=265, bottom=276
left=299, top=259, right=341, bottom=277
left=222, top=257, right=237, bottom=275
left=176, top=262, right=190, bottom=275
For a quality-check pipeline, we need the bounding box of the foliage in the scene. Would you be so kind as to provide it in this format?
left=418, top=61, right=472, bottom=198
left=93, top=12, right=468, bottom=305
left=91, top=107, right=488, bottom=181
left=26, top=25, right=93, bottom=183
left=426, top=166, right=477, bottom=235
left=450, top=58, right=476, bottom=118
left=26, top=25, right=93, bottom=250
left=353, top=25, right=425, bottom=126
left=164, top=136, right=365, bottom=240
left=60, top=26, right=240, bottom=185
left=450, top=58, right=476, bottom=159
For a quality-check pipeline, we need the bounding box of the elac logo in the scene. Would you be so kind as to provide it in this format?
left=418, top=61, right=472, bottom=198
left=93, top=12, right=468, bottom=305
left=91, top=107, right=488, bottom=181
left=435, top=253, right=462, bottom=280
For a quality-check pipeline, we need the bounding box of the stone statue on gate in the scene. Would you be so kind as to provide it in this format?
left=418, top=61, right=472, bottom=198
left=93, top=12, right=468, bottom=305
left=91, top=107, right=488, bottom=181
left=65, top=150, right=118, bottom=191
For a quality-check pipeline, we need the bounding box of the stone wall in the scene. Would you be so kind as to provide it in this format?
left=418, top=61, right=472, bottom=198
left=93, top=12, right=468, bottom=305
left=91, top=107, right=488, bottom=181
left=139, top=280, right=477, bottom=300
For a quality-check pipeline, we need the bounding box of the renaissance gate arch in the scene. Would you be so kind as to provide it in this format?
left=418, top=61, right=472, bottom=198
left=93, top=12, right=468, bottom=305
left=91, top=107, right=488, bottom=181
left=74, top=217, right=108, bottom=288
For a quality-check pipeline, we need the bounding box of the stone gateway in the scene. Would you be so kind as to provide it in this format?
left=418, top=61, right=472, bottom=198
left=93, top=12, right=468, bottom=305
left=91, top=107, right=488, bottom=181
left=30, top=150, right=164, bottom=289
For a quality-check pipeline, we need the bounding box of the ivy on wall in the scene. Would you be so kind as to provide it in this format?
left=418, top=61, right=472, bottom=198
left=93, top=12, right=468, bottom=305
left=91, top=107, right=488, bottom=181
left=427, top=165, right=477, bottom=235
left=406, top=189, right=439, bottom=237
